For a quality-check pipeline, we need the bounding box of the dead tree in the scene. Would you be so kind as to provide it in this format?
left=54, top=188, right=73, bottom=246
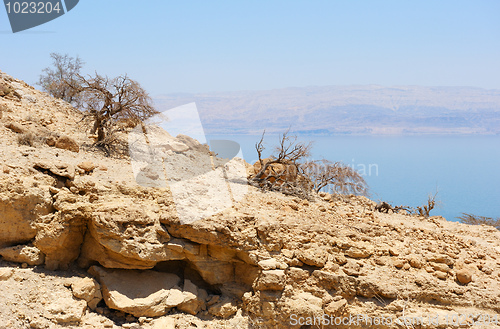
left=249, top=130, right=312, bottom=197
left=67, top=73, right=157, bottom=152
left=301, top=159, right=368, bottom=196
left=38, top=53, right=84, bottom=103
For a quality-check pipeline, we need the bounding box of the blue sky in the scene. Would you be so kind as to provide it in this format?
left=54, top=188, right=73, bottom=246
left=1, top=0, right=499, bottom=95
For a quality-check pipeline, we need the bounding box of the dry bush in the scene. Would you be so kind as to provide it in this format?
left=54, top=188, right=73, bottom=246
left=66, top=73, right=158, bottom=155
left=249, top=130, right=313, bottom=198
left=17, top=132, right=44, bottom=147
left=301, top=159, right=368, bottom=196
left=375, top=192, right=438, bottom=218
left=415, top=192, right=438, bottom=217
left=458, top=213, right=500, bottom=230
left=38, top=53, right=84, bottom=104
left=249, top=130, right=369, bottom=199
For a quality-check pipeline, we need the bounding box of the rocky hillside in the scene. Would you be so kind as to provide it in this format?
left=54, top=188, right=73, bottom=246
left=0, top=70, right=499, bottom=329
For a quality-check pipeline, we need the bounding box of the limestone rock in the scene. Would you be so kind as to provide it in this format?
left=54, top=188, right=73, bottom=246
left=0, top=180, right=53, bottom=248
left=296, top=247, right=328, bottom=267
left=71, top=277, right=103, bottom=310
left=0, top=268, right=13, bottom=280
left=80, top=201, right=175, bottom=270
left=324, top=298, right=347, bottom=316
left=5, top=122, right=25, bottom=133
left=282, top=292, right=323, bottom=319
left=33, top=161, right=75, bottom=180
left=258, top=258, right=288, bottom=270
left=456, top=268, right=473, bottom=284
left=55, top=135, right=79, bottom=153
left=253, top=270, right=286, bottom=291
left=344, top=242, right=374, bottom=259
left=89, top=266, right=182, bottom=317
left=177, top=279, right=205, bottom=315
left=77, top=161, right=97, bottom=173
left=34, top=211, right=86, bottom=270
left=208, top=297, right=237, bottom=318
left=0, top=245, right=44, bottom=265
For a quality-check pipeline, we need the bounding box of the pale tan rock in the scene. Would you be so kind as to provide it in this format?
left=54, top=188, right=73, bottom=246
left=427, top=254, right=454, bottom=266
left=208, top=297, right=238, bottom=318
left=431, top=262, right=450, bottom=273
left=389, top=247, right=400, bottom=256
left=152, top=317, right=176, bottom=329
left=88, top=266, right=181, bottom=317
left=282, top=292, right=322, bottom=319
left=77, top=161, right=97, bottom=173
left=5, top=122, right=25, bottom=133
left=456, top=268, right=473, bottom=284
left=0, top=245, right=44, bottom=266
left=33, top=161, right=75, bottom=180
left=409, top=256, right=423, bottom=268
left=434, top=270, right=448, bottom=280
left=342, top=260, right=361, bottom=276
left=34, top=211, right=86, bottom=270
left=393, top=258, right=405, bottom=268
left=324, top=298, right=347, bottom=316
left=0, top=268, right=13, bottom=280
left=177, top=279, right=204, bottom=315
left=0, top=181, right=53, bottom=249
left=344, top=242, right=374, bottom=259
left=71, top=277, right=102, bottom=310
left=296, top=247, right=328, bottom=267
left=258, top=258, right=288, bottom=270
left=55, top=135, right=79, bottom=153
left=253, top=270, right=286, bottom=291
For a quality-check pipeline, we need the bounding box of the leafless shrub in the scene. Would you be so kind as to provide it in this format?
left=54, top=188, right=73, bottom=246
left=301, top=159, right=368, bottom=196
left=415, top=192, right=438, bottom=217
left=458, top=213, right=500, bottom=230
left=66, top=73, right=158, bottom=155
left=38, top=53, right=84, bottom=103
left=249, top=130, right=369, bottom=199
left=249, top=130, right=313, bottom=198
left=17, top=132, right=44, bottom=147
left=375, top=192, right=438, bottom=218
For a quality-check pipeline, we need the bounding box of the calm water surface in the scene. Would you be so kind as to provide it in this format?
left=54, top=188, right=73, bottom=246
left=207, top=134, right=500, bottom=221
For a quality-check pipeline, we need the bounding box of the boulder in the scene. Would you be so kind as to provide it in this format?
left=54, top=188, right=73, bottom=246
left=77, top=161, right=97, bottom=173
left=325, top=298, right=347, bottom=316
left=208, top=296, right=238, bottom=318
left=79, top=201, right=176, bottom=269
left=296, top=247, right=328, bottom=267
left=5, top=122, right=25, bottom=133
left=88, top=266, right=183, bottom=317
left=33, top=161, right=75, bottom=180
left=344, top=242, right=374, bottom=259
left=55, top=135, right=79, bottom=153
left=253, top=270, right=286, bottom=291
left=34, top=211, right=87, bottom=270
left=0, top=180, right=53, bottom=248
left=177, top=279, right=206, bottom=315
left=456, top=268, right=473, bottom=284
left=71, top=277, right=103, bottom=310
left=0, top=245, right=44, bottom=266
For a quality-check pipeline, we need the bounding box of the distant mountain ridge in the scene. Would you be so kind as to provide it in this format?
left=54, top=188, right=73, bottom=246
left=154, top=85, right=500, bottom=135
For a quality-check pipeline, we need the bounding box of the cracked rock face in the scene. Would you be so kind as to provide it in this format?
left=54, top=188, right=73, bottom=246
left=0, top=70, right=500, bottom=328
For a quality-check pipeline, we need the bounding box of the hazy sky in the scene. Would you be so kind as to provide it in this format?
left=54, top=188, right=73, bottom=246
left=1, top=1, right=499, bottom=95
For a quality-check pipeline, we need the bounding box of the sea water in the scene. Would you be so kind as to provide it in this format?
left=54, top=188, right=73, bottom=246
left=206, top=134, right=500, bottom=222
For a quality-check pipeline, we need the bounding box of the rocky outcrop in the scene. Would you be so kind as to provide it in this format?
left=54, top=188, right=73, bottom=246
left=0, top=70, right=499, bottom=328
